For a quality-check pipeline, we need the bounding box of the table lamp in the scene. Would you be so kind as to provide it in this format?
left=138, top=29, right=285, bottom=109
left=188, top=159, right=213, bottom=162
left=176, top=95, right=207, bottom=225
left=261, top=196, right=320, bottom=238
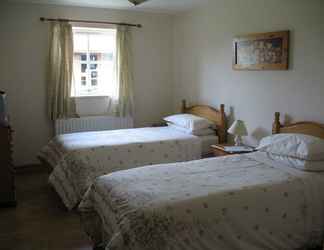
left=228, top=120, right=248, bottom=146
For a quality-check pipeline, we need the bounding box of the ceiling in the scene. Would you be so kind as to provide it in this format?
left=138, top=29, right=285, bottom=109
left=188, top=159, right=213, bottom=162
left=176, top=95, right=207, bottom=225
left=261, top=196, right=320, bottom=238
left=4, top=0, right=209, bottom=14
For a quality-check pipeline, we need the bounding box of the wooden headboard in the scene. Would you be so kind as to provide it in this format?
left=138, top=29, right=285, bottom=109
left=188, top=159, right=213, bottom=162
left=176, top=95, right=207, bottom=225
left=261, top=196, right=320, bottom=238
left=181, top=100, right=227, bottom=143
left=272, top=112, right=324, bottom=139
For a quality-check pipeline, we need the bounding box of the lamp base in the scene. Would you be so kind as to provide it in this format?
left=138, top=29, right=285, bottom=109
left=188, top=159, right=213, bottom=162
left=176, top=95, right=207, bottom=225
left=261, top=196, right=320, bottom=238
left=234, top=135, right=243, bottom=146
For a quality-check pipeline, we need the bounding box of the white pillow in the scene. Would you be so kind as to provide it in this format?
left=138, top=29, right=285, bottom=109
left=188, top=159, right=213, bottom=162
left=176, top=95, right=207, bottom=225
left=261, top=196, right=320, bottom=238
left=164, top=114, right=214, bottom=131
left=167, top=123, right=215, bottom=136
left=257, top=133, right=324, bottom=161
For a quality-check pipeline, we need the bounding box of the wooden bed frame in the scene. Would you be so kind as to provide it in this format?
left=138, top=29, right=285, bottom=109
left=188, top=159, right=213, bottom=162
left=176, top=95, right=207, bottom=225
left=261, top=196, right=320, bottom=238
left=273, top=112, right=324, bottom=139
left=181, top=100, right=227, bottom=143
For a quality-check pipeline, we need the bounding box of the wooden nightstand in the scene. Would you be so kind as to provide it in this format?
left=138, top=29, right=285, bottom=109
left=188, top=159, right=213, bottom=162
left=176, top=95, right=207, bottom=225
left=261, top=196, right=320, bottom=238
left=211, top=144, right=255, bottom=157
left=151, top=122, right=168, bottom=127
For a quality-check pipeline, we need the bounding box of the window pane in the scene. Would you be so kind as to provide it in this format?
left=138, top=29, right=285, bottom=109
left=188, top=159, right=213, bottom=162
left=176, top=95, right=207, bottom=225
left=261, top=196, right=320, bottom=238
left=89, top=32, right=116, bottom=52
left=103, top=53, right=113, bottom=61
left=73, top=33, right=88, bottom=52
left=81, top=64, right=87, bottom=73
left=90, top=64, right=97, bottom=70
left=81, top=54, right=87, bottom=61
left=91, top=79, right=98, bottom=86
left=90, top=54, right=98, bottom=61
left=91, top=71, right=98, bottom=78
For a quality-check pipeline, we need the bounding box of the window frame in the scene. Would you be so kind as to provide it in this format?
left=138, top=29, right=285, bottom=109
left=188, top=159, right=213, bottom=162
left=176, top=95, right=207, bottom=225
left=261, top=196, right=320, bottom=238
left=71, top=25, right=117, bottom=98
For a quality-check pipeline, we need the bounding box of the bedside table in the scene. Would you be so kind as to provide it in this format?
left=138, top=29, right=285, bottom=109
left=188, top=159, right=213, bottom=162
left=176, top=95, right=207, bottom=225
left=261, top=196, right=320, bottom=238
left=211, top=144, right=256, bottom=157
left=151, top=122, right=168, bottom=127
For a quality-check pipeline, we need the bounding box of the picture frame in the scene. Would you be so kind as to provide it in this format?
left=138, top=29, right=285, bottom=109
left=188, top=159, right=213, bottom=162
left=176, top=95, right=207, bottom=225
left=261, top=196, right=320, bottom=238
left=233, top=30, right=289, bottom=70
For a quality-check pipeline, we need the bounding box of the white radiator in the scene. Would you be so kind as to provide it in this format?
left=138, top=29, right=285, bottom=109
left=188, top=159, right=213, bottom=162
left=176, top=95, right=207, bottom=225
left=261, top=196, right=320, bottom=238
left=55, top=116, right=134, bottom=135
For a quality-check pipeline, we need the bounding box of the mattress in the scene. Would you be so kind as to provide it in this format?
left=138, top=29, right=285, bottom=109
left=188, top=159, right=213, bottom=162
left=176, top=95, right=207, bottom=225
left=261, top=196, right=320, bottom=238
left=40, top=127, right=202, bottom=209
left=79, top=152, right=324, bottom=250
left=199, top=134, right=219, bottom=155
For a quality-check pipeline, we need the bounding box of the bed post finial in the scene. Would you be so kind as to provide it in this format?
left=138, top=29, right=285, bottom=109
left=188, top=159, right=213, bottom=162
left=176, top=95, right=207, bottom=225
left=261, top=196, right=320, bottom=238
left=273, top=112, right=281, bottom=134
left=181, top=100, right=187, bottom=113
left=220, top=104, right=225, bottom=114
left=219, top=104, right=227, bottom=143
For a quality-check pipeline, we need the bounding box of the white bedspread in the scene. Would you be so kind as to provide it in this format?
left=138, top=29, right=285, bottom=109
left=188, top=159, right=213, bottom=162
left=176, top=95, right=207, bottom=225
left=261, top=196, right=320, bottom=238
left=40, top=127, right=202, bottom=209
left=79, top=152, right=324, bottom=250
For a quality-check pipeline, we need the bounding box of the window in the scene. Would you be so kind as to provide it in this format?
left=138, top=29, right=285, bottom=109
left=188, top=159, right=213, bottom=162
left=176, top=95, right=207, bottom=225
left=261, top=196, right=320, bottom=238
left=72, top=27, right=117, bottom=97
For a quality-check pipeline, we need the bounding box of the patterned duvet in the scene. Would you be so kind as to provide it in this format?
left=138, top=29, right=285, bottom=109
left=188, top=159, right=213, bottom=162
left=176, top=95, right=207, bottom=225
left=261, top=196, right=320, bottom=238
left=79, top=152, right=324, bottom=250
left=39, top=127, right=202, bottom=209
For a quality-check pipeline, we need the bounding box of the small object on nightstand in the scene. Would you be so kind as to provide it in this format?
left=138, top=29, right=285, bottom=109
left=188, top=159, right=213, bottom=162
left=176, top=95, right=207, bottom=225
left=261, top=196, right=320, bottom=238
left=228, top=120, right=248, bottom=146
left=211, top=144, right=256, bottom=157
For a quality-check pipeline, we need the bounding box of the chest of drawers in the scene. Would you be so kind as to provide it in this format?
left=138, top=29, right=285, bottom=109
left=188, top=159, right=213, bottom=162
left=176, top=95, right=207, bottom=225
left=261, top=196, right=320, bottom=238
left=0, top=126, right=16, bottom=207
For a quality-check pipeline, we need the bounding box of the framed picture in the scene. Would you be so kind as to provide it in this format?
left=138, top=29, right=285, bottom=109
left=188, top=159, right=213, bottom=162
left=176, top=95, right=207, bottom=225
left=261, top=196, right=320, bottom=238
left=233, top=31, right=289, bottom=70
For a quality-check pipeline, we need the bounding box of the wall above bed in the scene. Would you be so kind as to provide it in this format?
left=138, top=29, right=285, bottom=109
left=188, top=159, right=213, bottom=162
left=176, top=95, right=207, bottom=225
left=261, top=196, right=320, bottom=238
left=173, top=0, right=324, bottom=146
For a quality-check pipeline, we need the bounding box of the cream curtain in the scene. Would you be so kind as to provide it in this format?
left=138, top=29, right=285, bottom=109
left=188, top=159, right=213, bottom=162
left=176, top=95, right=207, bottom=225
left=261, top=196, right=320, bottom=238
left=115, top=26, right=134, bottom=117
left=47, top=22, right=76, bottom=120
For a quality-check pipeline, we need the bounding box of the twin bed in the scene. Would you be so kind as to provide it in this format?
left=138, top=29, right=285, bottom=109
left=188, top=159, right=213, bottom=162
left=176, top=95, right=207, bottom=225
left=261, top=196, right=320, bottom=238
left=39, top=101, right=226, bottom=209
left=78, top=113, right=324, bottom=250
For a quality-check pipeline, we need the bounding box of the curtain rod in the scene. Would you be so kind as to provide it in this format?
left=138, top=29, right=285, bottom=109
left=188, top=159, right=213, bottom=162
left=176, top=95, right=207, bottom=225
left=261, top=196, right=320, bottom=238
left=40, top=17, right=142, bottom=28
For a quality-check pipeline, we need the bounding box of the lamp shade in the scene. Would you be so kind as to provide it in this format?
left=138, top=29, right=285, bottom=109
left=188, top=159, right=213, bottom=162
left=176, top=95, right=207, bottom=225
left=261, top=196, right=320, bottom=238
left=228, top=120, right=248, bottom=136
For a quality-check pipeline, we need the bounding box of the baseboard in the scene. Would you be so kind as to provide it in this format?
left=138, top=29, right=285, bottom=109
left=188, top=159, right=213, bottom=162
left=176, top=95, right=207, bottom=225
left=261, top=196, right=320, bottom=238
left=14, top=164, right=47, bottom=175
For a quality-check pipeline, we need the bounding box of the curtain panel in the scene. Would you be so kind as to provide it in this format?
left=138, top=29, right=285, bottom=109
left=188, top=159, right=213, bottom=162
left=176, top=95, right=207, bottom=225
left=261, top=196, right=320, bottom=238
left=47, top=22, right=76, bottom=120
left=115, top=26, right=134, bottom=117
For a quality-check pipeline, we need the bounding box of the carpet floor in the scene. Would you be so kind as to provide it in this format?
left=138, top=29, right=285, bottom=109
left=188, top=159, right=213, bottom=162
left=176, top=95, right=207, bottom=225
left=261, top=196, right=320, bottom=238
left=0, top=169, right=93, bottom=250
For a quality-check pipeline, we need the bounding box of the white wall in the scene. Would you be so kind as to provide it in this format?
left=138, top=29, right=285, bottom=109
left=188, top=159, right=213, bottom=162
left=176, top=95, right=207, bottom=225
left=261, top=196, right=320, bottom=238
left=1, top=0, right=323, bottom=165
left=0, top=2, right=174, bottom=166
left=173, top=0, right=324, bottom=146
